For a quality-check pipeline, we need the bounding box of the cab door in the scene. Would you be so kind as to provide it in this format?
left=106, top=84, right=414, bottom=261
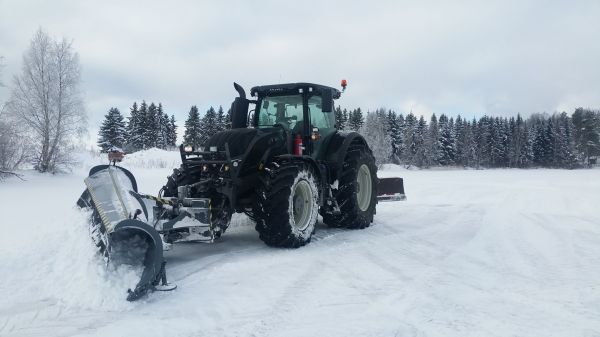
left=306, top=94, right=336, bottom=159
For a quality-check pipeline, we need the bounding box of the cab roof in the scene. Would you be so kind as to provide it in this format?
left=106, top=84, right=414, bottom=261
left=250, top=82, right=341, bottom=99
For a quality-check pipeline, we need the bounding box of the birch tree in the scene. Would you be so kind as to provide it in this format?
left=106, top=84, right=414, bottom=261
left=6, top=29, right=86, bottom=173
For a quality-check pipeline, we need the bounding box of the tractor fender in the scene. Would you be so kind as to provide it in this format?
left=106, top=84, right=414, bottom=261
left=323, top=131, right=371, bottom=182
left=273, top=154, right=325, bottom=205
left=274, top=154, right=322, bottom=179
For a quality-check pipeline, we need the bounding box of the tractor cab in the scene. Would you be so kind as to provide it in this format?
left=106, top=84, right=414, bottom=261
left=232, top=83, right=341, bottom=159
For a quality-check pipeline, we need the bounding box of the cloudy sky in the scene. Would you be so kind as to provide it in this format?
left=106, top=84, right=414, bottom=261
left=1, top=0, right=600, bottom=142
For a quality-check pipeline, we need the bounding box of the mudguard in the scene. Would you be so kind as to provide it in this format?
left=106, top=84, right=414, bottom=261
left=322, top=131, right=370, bottom=182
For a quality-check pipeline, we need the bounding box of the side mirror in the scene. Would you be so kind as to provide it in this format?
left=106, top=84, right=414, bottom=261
left=322, top=89, right=333, bottom=113
left=231, top=97, right=249, bottom=129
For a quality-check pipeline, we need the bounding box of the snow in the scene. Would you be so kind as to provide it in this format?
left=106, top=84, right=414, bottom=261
left=1, top=149, right=600, bottom=336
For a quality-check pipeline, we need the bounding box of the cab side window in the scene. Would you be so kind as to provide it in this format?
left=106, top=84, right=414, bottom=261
left=308, top=96, right=334, bottom=129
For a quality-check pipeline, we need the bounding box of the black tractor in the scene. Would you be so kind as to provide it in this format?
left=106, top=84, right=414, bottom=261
left=159, top=81, right=405, bottom=247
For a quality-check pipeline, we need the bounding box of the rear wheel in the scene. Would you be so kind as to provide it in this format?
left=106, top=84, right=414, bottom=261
left=254, top=162, right=319, bottom=247
left=322, top=143, right=378, bottom=229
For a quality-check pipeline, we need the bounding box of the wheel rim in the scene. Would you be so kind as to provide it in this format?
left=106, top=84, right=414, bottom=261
left=292, top=180, right=313, bottom=230
left=356, top=164, right=372, bottom=212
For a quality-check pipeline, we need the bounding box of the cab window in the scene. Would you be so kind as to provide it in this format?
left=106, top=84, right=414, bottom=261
left=257, top=95, right=303, bottom=130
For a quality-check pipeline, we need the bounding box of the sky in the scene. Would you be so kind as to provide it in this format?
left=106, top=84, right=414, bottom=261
left=1, top=0, right=600, bottom=144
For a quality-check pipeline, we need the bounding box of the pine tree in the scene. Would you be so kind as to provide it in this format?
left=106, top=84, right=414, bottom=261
left=342, top=108, right=349, bottom=129
left=520, top=123, right=534, bottom=167
left=167, top=115, right=178, bottom=147
left=216, top=105, right=226, bottom=132
left=225, top=108, right=232, bottom=129
left=183, top=105, right=202, bottom=147
left=386, top=110, right=401, bottom=163
left=532, top=117, right=553, bottom=166
left=438, top=114, right=456, bottom=165
left=403, top=112, right=417, bottom=166
left=98, top=107, right=127, bottom=152
left=156, top=103, right=169, bottom=149
left=413, top=116, right=428, bottom=167
left=572, top=108, right=600, bottom=165
left=427, top=113, right=440, bottom=166
left=143, top=102, right=159, bottom=148
left=554, top=112, right=577, bottom=168
left=454, top=116, right=467, bottom=166
left=335, top=106, right=345, bottom=130
left=126, top=102, right=145, bottom=151
left=395, top=113, right=406, bottom=163
left=137, top=101, right=149, bottom=149
left=347, top=108, right=364, bottom=131
left=200, top=106, right=219, bottom=144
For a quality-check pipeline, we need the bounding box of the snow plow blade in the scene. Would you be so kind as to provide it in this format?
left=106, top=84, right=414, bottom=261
left=77, top=165, right=172, bottom=301
left=377, top=177, right=407, bottom=201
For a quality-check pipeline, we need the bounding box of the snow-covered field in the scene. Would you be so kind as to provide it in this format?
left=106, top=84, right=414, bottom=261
left=1, top=149, right=599, bottom=337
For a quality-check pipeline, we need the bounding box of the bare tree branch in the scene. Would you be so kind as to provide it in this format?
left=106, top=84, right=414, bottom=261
left=0, top=170, right=25, bottom=181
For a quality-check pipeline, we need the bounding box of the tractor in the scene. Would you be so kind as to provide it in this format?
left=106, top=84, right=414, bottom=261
left=78, top=81, right=405, bottom=300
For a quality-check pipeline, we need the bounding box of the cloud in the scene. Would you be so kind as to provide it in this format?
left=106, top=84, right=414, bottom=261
left=1, top=0, right=600, bottom=135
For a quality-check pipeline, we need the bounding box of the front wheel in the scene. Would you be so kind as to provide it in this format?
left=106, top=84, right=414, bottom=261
left=254, top=162, right=319, bottom=248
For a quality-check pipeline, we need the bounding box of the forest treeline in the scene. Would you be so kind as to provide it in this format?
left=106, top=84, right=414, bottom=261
left=100, top=102, right=600, bottom=169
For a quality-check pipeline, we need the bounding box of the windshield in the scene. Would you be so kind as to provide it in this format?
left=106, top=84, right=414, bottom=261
left=257, top=95, right=304, bottom=130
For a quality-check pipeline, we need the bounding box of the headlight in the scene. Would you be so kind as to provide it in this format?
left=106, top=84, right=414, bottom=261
left=184, top=144, right=193, bottom=153
left=222, top=164, right=230, bottom=172
left=202, top=164, right=209, bottom=172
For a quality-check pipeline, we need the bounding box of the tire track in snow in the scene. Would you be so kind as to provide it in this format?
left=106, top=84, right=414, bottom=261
left=244, top=258, right=325, bottom=337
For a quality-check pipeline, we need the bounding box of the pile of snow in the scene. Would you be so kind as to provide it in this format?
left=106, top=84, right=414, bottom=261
left=122, top=148, right=181, bottom=169
left=71, top=148, right=181, bottom=173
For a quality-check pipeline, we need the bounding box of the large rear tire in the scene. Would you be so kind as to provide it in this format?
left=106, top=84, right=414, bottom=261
left=322, top=143, right=378, bottom=229
left=254, top=162, right=319, bottom=248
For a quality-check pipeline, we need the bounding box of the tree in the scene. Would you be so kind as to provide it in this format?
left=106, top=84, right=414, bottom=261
left=156, top=103, right=169, bottom=149
left=167, top=115, right=178, bottom=148
left=438, top=114, right=456, bottom=165
left=183, top=105, right=202, bottom=147
left=427, top=113, right=440, bottom=166
left=5, top=28, right=86, bottom=173
left=1, top=57, right=29, bottom=178
left=126, top=102, right=144, bottom=151
left=216, top=105, right=227, bottom=132
left=347, top=108, right=364, bottom=131
left=225, top=108, right=232, bottom=130
left=413, top=116, right=429, bottom=167
left=200, top=106, right=219, bottom=144
left=335, top=106, right=347, bottom=130
left=572, top=108, right=600, bottom=165
left=386, top=110, right=401, bottom=163
left=143, top=102, right=159, bottom=148
left=360, top=109, right=392, bottom=167
left=403, top=112, right=417, bottom=166
left=97, top=108, right=127, bottom=152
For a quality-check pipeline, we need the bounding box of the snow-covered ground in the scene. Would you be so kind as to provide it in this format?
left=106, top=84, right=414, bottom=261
left=1, top=149, right=600, bottom=337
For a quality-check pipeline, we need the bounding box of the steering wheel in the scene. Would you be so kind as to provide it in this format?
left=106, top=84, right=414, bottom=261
left=272, top=123, right=288, bottom=130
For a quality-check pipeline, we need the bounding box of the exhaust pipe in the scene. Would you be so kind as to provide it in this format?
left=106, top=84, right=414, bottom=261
left=77, top=165, right=173, bottom=301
